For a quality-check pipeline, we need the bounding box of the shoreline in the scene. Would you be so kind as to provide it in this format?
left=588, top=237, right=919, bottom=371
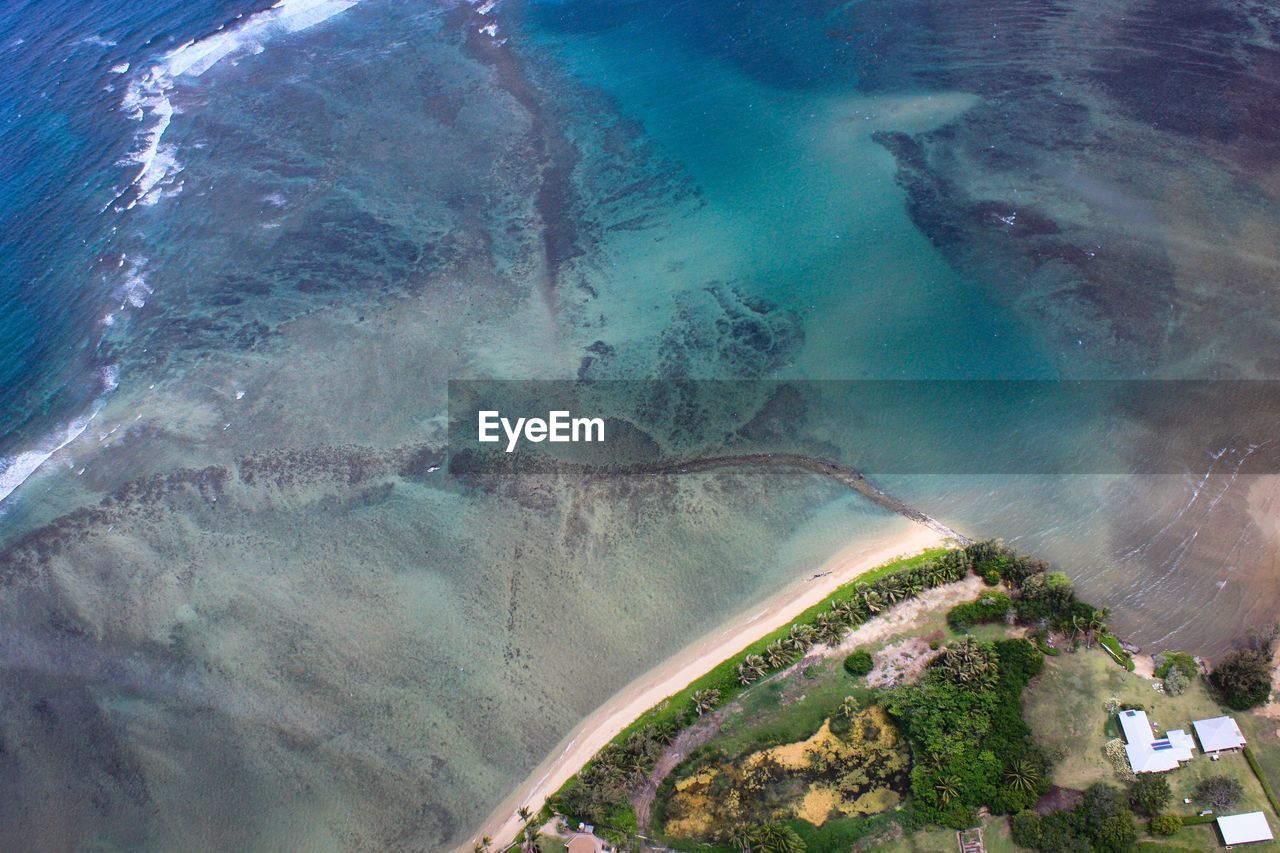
left=466, top=522, right=950, bottom=850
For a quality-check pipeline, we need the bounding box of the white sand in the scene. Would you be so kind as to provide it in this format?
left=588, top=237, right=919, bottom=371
left=466, top=523, right=951, bottom=850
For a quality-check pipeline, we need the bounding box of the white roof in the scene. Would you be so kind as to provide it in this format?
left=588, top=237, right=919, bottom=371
left=1125, top=729, right=1193, bottom=773
left=1218, top=812, right=1274, bottom=845
left=1194, top=715, right=1246, bottom=752
left=1119, top=708, right=1154, bottom=745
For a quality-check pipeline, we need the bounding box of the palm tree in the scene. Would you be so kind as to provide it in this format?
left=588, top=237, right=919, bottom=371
left=763, top=640, right=794, bottom=669
left=940, top=638, right=996, bottom=688
left=1087, top=608, right=1109, bottom=648
left=737, top=654, right=768, bottom=685
left=517, top=806, right=531, bottom=823
left=754, top=824, right=806, bottom=853
left=726, top=824, right=755, bottom=852
left=784, top=624, right=816, bottom=653
left=813, top=612, right=844, bottom=645
left=878, top=577, right=906, bottom=604
left=1006, top=759, right=1041, bottom=793
left=935, top=775, right=961, bottom=805
left=521, top=823, right=542, bottom=853
left=1069, top=613, right=1086, bottom=646
left=840, top=695, right=861, bottom=722
left=830, top=598, right=861, bottom=625
left=856, top=583, right=885, bottom=613
left=692, top=688, right=721, bottom=716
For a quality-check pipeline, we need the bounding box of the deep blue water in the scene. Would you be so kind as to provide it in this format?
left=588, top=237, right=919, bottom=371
left=0, top=0, right=273, bottom=498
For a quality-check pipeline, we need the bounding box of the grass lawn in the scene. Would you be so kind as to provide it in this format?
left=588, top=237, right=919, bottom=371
left=711, top=655, right=875, bottom=756
left=879, top=816, right=1017, bottom=852
left=1166, top=749, right=1272, bottom=817
left=1237, top=710, right=1280, bottom=806
left=1023, top=647, right=1227, bottom=790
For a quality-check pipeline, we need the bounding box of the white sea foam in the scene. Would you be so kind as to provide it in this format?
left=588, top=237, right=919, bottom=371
left=0, top=413, right=96, bottom=506
left=111, top=61, right=130, bottom=74
left=115, top=0, right=362, bottom=210
left=118, top=257, right=153, bottom=309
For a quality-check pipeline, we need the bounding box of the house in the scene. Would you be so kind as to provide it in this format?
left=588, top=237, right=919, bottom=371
left=1118, top=709, right=1193, bottom=773
left=566, top=829, right=605, bottom=853
left=1194, top=716, right=1247, bottom=755
left=1217, top=811, right=1274, bottom=846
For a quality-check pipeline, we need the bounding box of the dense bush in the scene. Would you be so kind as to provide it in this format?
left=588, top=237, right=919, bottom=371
left=1154, top=651, right=1198, bottom=680
left=946, top=592, right=1013, bottom=631
left=1020, top=784, right=1137, bottom=852
left=885, top=639, right=1047, bottom=828
left=1150, top=813, right=1183, bottom=836
left=1129, top=774, right=1171, bottom=816
left=1010, top=810, right=1043, bottom=848
left=1163, top=666, right=1189, bottom=696
left=965, top=540, right=1048, bottom=587
left=844, top=650, right=874, bottom=677
left=1213, top=647, right=1274, bottom=710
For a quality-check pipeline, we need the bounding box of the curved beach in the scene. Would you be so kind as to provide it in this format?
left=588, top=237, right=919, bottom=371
left=468, top=523, right=950, bottom=850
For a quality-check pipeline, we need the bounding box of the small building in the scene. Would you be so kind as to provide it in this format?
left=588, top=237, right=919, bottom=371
left=566, top=830, right=605, bottom=853
left=1217, top=811, right=1274, bottom=846
left=1118, top=709, right=1193, bottom=773
left=1194, top=715, right=1247, bottom=755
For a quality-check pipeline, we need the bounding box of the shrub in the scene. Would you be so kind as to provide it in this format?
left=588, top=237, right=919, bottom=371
left=843, top=650, right=874, bottom=677
left=1163, top=666, right=1188, bottom=696
left=1154, top=651, right=1198, bottom=680
left=1010, top=810, right=1043, bottom=848
left=1104, top=738, right=1136, bottom=783
left=983, top=569, right=1001, bottom=586
left=946, top=592, right=1013, bottom=631
left=1192, top=775, right=1243, bottom=811
left=1150, top=814, right=1182, bottom=836
left=1213, top=648, right=1273, bottom=710
left=1129, top=773, right=1171, bottom=816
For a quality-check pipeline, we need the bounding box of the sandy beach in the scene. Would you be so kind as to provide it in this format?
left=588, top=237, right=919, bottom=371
left=467, top=522, right=951, bottom=850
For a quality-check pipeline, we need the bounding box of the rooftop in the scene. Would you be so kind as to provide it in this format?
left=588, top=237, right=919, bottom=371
left=1217, top=811, right=1275, bottom=845
left=1125, top=728, right=1193, bottom=773
left=1194, top=715, right=1246, bottom=753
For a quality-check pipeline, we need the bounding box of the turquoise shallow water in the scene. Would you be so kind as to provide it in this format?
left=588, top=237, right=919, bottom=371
left=3, top=0, right=1280, bottom=847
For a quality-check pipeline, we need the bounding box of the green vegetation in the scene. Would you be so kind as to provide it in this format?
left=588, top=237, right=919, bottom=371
left=543, top=539, right=1278, bottom=853
left=1099, top=633, right=1136, bottom=671
left=1023, top=636, right=1225, bottom=791
left=549, top=546, right=956, bottom=827
left=1162, top=666, right=1189, bottom=696
left=843, top=649, right=873, bottom=677
left=1214, top=642, right=1276, bottom=710
left=1129, top=774, right=1171, bottom=816
left=885, top=638, right=1047, bottom=828
left=662, top=705, right=909, bottom=841
left=1153, top=652, right=1198, bottom=681
left=1244, top=746, right=1280, bottom=817
left=1150, top=813, right=1182, bottom=836
left=1011, top=783, right=1138, bottom=852
left=946, top=591, right=1013, bottom=631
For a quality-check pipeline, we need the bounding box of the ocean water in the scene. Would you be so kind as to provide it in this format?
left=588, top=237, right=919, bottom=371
left=2, top=0, right=1280, bottom=847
